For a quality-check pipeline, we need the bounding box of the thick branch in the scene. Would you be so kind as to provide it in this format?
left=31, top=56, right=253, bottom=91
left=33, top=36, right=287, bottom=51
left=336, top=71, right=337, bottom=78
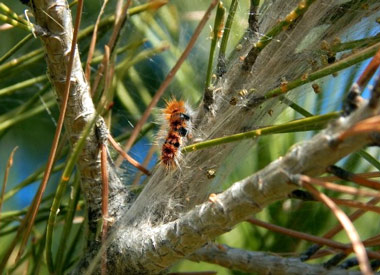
left=190, top=244, right=362, bottom=275
left=31, top=0, right=129, bottom=240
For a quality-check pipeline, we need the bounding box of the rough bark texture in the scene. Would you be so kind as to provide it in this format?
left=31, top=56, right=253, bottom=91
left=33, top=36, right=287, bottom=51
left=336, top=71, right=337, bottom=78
left=31, top=0, right=130, bottom=259
left=191, top=244, right=363, bottom=275
left=29, top=0, right=380, bottom=274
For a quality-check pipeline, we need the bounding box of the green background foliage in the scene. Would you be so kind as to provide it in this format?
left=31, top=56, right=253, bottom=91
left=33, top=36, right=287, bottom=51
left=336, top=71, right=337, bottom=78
left=0, top=0, right=379, bottom=274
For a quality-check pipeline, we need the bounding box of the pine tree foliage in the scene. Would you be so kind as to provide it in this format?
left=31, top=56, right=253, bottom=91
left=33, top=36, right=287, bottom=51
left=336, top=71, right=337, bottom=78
left=0, top=0, right=380, bottom=274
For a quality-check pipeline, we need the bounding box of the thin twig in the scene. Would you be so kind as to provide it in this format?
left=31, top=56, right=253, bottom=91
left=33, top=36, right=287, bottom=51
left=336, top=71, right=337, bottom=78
left=363, top=234, right=380, bottom=247
left=248, top=217, right=380, bottom=260
left=369, top=71, right=380, bottom=109
left=108, top=134, right=150, bottom=175
left=95, top=44, right=110, bottom=112
left=304, top=197, right=380, bottom=261
left=342, top=48, right=380, bottom=115
left=327, top=165, right=380, bottom=191
left=357, top=48, right=380, bottom=89
left=85, top=0, right=109, bottom=82
left=247, top=218, right=351, bottom=252
left=319, top=171, right=380, bottom=182
left=102, top=45, right=115, bottom=127
left=305, top=176, right=380, bottom=198
left=335, top=116, right=380, bottom=144
left=91, top=0, right=132, bottom=96
left=331, top=198, right=380, bottom=214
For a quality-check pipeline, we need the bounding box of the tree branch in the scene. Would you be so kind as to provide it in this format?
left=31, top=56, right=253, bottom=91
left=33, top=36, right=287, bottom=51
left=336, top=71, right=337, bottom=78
left=190, top=244, right=362, bottom=275
left=31, top=0, right=130, bottom=244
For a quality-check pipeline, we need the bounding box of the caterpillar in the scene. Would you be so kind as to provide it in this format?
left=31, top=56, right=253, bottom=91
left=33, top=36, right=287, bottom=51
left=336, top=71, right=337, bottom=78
left=160, top=99, right=192, bottom=167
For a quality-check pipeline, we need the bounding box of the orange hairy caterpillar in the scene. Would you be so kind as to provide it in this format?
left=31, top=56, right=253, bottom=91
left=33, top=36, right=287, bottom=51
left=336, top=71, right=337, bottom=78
left=160, top=99, right=192, bottom=167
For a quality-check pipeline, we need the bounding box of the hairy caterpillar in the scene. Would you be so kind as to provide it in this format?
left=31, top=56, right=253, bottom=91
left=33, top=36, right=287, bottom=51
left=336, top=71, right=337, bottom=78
left=160, top=99, right=192, bottom=167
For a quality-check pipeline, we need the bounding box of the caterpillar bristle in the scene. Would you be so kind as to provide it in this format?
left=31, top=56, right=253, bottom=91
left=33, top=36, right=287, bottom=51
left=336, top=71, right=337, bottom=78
left=159, top=99, right=192, bottom=169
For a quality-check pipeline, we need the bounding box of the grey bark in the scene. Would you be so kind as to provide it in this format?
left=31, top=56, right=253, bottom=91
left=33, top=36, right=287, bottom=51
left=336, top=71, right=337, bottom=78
left=31, top=0, right=130, bottom=250
left=190, top=244, right=363, bottom=275
left=28, top=0, right=380, bottom=274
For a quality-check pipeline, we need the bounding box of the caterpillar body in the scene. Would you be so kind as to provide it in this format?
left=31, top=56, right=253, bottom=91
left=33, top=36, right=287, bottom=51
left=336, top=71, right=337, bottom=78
left=160, top=99, right=192, bottom=168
